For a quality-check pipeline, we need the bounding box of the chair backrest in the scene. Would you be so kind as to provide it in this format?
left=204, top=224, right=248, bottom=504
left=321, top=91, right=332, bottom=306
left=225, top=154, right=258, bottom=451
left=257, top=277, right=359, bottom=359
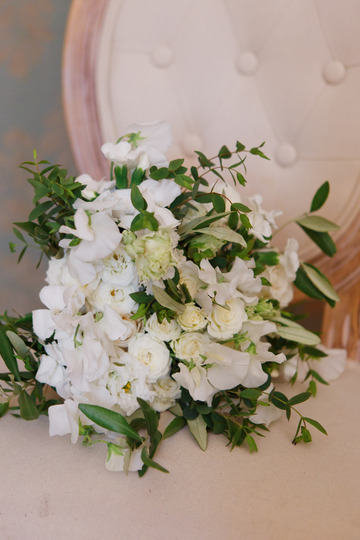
left=63, top=0, right=360, bottom=360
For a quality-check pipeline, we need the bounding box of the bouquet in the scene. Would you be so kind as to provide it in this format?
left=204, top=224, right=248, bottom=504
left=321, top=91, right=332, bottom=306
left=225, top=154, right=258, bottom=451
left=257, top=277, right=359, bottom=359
left=0, top=121, right=345, bottom=476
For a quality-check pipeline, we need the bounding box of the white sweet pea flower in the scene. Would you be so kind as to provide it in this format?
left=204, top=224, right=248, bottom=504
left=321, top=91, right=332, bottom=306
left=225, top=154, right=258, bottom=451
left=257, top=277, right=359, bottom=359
left=88, top=281, right=138, bottom=316
left=204, top=343, right=250, bottom=390
left=247, top=194, right=282, bottom=242
left=105, top=443, right=143, bottom=472
left=262, top=239, right=300, bottom=308
left=223, top=258, right=262, bottom=303
left=172, top=363, right=217, bottom=405
left=100, top=245, right=138, bottom=288
left=48, top=399, right=80, bottom=444
left=60, top=209, right=122, bottom=262
left=179, top=260, right=202, bottom=298
left=281, top=345, right=346, bottom=383
left=76, top=173, right=115, bottom=200
left=248, top=384, right=282, bottom=427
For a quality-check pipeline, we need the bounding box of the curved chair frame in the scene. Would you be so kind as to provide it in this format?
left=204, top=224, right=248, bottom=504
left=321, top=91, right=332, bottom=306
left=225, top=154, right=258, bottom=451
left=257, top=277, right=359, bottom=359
left=63, top=0, right=360, bottom=360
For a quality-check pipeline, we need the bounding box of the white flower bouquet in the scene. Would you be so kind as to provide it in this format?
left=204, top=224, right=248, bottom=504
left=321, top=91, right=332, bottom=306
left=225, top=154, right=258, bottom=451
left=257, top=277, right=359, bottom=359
left=0, top=122, right=345, bottom=475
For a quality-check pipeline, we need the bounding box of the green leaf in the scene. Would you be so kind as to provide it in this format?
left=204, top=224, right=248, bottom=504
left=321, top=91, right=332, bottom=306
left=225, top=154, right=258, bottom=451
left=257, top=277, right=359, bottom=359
left=294, top=266, right=332, bottom=304
left=114, top=165, right=128, bottom=189
left=195, top=151, right=215, bottom=168
left=169, top=158, right=185, bottom=171
left=152, top=285, right=186, bottom=314
left=270, top=391, right=289, bottom=410
left=129, top=291, right=153, bottom=304
left=303, top=416, right=328, bottom=435
left=211, top=412, right=227, bottom=434
left=301, top=227, right=337, bottom=257
left=236, top=172, right=246, bottom=186
left=0, top=402, right=9, bottom=418
left=131, top=168, right=145, bottom=186
left=296, top=215, right=339, bottom=232
left=240, top=388, right=262, bottom=400
left=275, top=324, right=321, bottom=346
left=6, top=331, right=29, bottom=359
left=174, top=174, right=194, bottom=190
left=130, top=184, right=147, bottom=211
left=19, top=390, right=40, bottom=420
left=231, top=202, right=251, bottom=213
left=78, top=404, right=142, bottom=442
left=249, top=146, right=269, bottom=160
left=137, top=398, right=159, bottom=439
left=187, top=415, right=208, bottom=451
left=302, top=346, right=328, bottom=359
left=246, top=434, right=258, bottom=453
left=218, top=145, right=232, bottom=159
left=178, top=211, right=230, bottom=237
left=301, top=426, right=312, bottom=443
left=310, top=181, right=330, bottom=212
left=28, top=200, right=53, bottom=222
left=302, top=263, right=340, bottom=303
left=140, top=446, right=169, bottom=474
left=0, top=326, right=21, bottom=380
left=149, top=167, right=169, bottom=180
left=194, top=227, right=246, bottom=247
left=162, top=415, right=187, bottom=440
left=211, top=193, right=226, bottom=213
left=288, top=392, right=311, bottom=406
left=240, top=213, right=252, bottom=229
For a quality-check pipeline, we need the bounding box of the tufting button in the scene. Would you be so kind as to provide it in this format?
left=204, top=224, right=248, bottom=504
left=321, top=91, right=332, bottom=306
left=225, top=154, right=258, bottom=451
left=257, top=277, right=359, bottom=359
left=236, top=52, right=258, bottom=75
left=275, top=143, right=297, bottom=167
left=151, top=45, right=173, bottom=68
left=322, top=60, right=346, bottom=85
left=182, top=134, right=204, bottom=156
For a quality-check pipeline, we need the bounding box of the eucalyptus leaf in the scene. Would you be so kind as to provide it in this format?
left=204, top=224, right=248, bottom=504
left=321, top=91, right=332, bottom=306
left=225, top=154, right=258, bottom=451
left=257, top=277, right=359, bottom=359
left=6, top=331, right=30, bottom=359
left=78, top=404, right=142, bottom=442
left=0, top=326, right=21, bottom=380
left=194, top=227, right=246, bottom=247
left=140, top=447, right=169, bottom=474
left=303, top=416, right=328, bottom=435
left=19, top=390, right=40, bottom=420
left=162, top=416, right=186, bottom=440
left=302, top=263, right=340, bottom=302
left=178, top=211, right=230, bottom=237
left=152, top=286, right=186, bottom=314
left=187, top=415, right=208, bottom=451
left=296, top=215, right=339, bottom=232
left=137, top=398, right=159, bottom=439
left=276, top=324, right=321, bottom=346
left=310, top=181, right=329, bottom=212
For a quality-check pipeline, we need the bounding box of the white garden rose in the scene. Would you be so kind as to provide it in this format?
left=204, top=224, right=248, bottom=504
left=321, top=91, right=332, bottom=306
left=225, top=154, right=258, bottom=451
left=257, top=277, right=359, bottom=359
left=145, top=313, right=181, bottom=342
left=207, top=298, right=248, bottom=339
left=128, top=333, right=171, bottom=382
left=171, top=332, right=210, bottom=362
left=150, top=377, right=181, bottom=412
left=177, top=303, right=207, bottom=332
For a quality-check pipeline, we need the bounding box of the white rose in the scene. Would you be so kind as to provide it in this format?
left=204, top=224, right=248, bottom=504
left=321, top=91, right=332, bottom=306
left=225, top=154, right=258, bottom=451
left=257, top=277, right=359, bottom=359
left=145, top=313, right=181, bottom=342
left=177, top=303, right=207, bottom=332
left=171, top=332, right=210, bottom=362
left=150, top=377, right=181, bottom=412
left=207, top=298, right=247, bottom=339
left=128, top=333, right=171, bottom=383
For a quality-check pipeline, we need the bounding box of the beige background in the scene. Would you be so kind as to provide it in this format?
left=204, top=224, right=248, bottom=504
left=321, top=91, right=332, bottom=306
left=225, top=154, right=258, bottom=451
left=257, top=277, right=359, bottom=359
left=0, top=0, right=74, bottom=315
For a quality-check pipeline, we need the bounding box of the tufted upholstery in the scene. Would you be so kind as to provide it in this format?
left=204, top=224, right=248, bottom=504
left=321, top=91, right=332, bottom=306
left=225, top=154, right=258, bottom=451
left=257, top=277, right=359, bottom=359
left=63, top=0, right=360, bottom=359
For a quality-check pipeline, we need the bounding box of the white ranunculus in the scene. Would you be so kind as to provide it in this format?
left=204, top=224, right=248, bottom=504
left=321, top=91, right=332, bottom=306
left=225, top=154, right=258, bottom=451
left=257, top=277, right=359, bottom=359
left=177, top=303, right=207, bottom=332
left=128, top=333, right=171, bottom=383
left=88, top=281, right=138, bottom=315
left=171, top=332, right=210, bottom=362
left=145, top=313, right=181, bottom=342
left=150, top=377, right=181, bottom=412
left=172, top=363, right=217, bottom=405
left=207, top=298, right=247, bottom=340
